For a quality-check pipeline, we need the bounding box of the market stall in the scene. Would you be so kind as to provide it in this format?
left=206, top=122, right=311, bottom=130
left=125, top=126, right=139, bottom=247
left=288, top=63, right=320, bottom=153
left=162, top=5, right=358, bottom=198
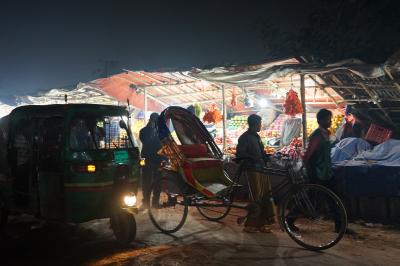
left=86, top=58, right=345, bottom=159
left=7, top=53, right=399, bottom=223
left=3, top=52, right=397, bottom=223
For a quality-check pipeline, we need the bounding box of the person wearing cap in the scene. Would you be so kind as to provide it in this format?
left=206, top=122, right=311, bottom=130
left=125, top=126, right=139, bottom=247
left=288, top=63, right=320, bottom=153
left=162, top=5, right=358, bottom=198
left=236, top=114, right=275, bottom=233
left=335, top=105, right=363, bottom=141
left=139, top=113, right=165, bottom=209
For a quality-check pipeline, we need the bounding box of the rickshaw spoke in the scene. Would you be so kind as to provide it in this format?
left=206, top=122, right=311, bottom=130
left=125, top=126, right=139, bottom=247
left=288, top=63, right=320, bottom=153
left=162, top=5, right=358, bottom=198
left=149, top=178, right=188, bottom=234
left=281, top=184, right=347, bottom=251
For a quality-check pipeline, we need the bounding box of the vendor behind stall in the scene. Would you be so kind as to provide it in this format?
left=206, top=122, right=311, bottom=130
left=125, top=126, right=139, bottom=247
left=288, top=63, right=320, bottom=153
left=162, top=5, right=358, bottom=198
left=335, top=105, right=363, bottom=141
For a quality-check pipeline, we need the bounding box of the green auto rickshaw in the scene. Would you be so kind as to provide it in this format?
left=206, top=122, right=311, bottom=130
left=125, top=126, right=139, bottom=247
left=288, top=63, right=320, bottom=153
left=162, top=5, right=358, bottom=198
left=0, top=104, right=140, bottom=244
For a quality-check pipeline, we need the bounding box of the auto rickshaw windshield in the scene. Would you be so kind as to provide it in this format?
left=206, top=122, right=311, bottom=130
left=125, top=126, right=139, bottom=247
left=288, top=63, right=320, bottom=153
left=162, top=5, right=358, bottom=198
left=69, top=116, right=136, bottom=150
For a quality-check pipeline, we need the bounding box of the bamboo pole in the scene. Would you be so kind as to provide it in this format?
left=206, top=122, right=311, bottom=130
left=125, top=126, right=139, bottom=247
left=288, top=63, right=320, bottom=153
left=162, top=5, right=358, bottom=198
left=144, top=87, right=148, bottom=125
left=222, top=85, right=227, bottom=153
left=300, top=74, right=308, bottom=149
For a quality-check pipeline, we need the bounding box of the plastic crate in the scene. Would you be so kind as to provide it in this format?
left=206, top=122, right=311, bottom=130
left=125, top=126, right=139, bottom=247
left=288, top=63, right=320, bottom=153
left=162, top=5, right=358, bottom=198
left=365, top=124, right=392, bottom=144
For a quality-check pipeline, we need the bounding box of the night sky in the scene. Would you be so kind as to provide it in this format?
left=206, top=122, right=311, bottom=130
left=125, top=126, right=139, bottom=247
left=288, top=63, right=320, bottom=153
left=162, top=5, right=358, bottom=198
left=1, top=0, right=399, bottom=103
left=0, top=0, right=310, bottom=102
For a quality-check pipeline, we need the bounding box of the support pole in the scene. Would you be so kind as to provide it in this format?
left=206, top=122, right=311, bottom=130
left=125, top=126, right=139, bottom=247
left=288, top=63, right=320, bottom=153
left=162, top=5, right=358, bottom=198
left=300, top=74, right=307, bottom=149
left=222, top=85, right=227, bottom=153
left=144, top=87, right=148, bottom=124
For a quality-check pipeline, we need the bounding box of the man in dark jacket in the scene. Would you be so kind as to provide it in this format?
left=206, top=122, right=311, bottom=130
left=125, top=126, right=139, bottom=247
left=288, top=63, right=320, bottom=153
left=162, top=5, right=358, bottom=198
left=236, top=114, right=275, bottom=233
left=139, top=113, right=165, bottom=209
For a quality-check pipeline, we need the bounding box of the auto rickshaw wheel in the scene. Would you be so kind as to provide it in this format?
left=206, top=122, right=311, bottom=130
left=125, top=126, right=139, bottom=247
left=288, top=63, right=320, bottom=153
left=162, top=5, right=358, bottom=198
left=110, top=210, right=136, bottom=245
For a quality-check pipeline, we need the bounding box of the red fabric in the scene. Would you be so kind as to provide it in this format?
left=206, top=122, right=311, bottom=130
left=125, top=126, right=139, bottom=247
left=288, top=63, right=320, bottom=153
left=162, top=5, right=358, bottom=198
left=182, top=166, right=197, bottom=186
left=94, top=74, right=163, bottom=112
left=179, top=144, right=208, bottom=158
left=185, top=158, right=222, bottom=169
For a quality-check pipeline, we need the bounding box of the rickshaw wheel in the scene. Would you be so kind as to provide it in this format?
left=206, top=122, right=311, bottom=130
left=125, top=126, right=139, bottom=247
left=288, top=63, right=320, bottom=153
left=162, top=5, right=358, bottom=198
left=110, top=210, right=137, bottom=245
left=280, top=184, right=347, bottom=251
left=149, top=178, right=188, bottom=234
left=196, top=196, right=232, bottom=222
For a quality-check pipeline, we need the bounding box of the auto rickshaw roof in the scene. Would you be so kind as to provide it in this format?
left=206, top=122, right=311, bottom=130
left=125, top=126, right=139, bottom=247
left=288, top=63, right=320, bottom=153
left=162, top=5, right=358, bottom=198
left=9, top=103, right=128, bottom=119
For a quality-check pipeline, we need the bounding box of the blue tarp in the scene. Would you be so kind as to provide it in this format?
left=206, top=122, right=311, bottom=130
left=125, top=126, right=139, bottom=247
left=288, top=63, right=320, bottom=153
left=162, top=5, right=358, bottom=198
left=353, top=139, right=400, bottom=166
left=332, top=139, right=400, bottom=197
left=334, top=139, right=400, bottom=167
left=331, top=137, right=372, bottom=163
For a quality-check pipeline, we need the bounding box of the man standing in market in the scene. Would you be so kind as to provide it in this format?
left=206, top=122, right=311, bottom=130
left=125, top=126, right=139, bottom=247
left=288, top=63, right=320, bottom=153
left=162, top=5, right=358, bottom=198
left=303, top=109, right=344, bottom=232
left=139, top=113, right=165, bottom=210
left=236, top=114, right=275, bottom=233
left=303, top=109, right=333, bottom=184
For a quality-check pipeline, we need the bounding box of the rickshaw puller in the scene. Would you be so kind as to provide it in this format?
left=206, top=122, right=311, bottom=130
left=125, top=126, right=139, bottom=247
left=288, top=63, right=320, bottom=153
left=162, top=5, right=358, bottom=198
left=236, top=114, right=275, bottom=233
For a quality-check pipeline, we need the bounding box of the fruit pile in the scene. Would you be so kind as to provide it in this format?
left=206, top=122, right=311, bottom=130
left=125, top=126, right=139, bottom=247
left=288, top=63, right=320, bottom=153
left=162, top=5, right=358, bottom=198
left=263, top=114, right=286, bottom=138
left=225, top=146, right=237, bottom=155
left=329, top=114, right=344, bottom=134
left=214, top=136, right=233, bottom=146
left=229, top=115, right=247, bottom=128
left=276, top=137, right=303, bottom=160
left=264, top=146, right=276, bottom=154
left=306, top=114, right=344, bottom=136
left=306, top=118, right=318, bottom=136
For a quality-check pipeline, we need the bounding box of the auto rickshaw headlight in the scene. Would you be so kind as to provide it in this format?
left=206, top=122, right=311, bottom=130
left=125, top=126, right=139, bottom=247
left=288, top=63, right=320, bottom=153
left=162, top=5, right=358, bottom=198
left=123, top=193, right=137, bottom=207
left=139, top=158, right=145, bottom=167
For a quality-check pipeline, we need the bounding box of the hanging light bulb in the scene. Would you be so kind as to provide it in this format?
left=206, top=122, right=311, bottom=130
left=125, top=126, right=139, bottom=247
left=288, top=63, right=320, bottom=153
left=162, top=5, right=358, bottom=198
left=258, top=98, right=269, bottom=108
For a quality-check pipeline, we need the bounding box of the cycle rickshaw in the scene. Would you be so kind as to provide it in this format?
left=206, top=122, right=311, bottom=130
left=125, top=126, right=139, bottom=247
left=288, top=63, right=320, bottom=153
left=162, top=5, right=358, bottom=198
left=148, top=106, right=347, bottom=251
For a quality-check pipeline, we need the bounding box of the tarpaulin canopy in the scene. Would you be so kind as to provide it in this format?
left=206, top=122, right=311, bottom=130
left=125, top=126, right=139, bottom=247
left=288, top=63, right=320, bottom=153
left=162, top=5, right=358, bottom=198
left=189, top=58, right=387, bottom=85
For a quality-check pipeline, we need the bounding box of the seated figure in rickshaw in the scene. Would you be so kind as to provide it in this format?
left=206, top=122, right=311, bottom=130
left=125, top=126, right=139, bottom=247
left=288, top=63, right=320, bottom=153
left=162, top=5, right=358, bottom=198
left=157, top=107, right=232, bottom=198
left=236, top=114, right=275, bottom=233
left=70, top=118, right=95, bottom=150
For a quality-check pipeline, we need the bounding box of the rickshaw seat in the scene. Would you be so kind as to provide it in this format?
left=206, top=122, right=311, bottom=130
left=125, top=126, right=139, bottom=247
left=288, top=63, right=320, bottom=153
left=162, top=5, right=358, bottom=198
left=181, top=157, right=231, bottom=197
left=185, top=157, right=222, bottom=169
left=179, top=144, right=208, bottom=158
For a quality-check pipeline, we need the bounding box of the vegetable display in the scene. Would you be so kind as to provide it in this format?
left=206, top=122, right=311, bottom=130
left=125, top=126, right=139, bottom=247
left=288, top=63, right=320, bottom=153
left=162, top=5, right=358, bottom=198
left=276, top=137, right=302, bottom=160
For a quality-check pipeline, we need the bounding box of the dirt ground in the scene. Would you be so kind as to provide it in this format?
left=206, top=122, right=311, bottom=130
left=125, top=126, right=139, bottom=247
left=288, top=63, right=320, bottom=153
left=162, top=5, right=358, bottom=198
left=1, top=207, right=400, bottom=266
